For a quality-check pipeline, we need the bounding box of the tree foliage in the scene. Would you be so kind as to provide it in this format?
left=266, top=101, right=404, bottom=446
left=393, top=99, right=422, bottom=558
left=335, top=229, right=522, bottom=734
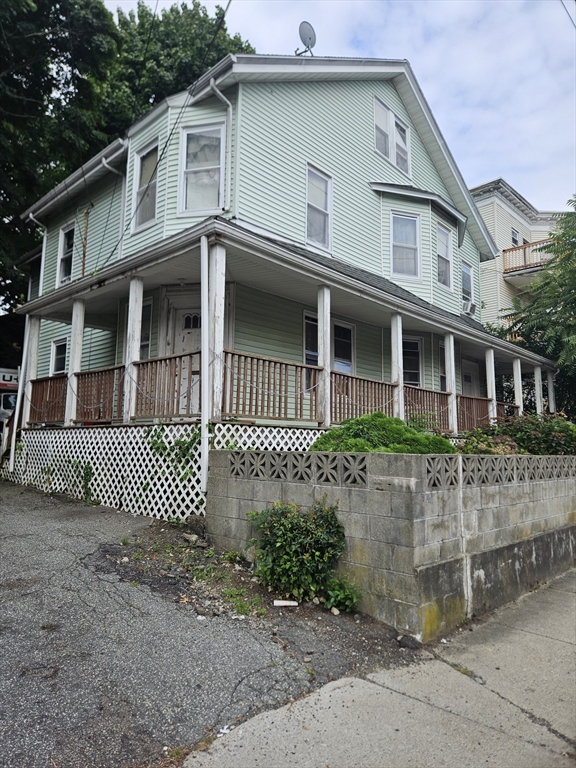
left=506, top=197, right=576, bottom=418
left=0, top=0, right=253, bottom=312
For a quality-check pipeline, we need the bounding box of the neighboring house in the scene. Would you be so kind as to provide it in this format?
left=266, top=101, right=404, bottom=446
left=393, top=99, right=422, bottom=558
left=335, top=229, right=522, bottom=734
left=470, top=178, right=559, bottom=328
left=6, top=55, right=556, bottom=506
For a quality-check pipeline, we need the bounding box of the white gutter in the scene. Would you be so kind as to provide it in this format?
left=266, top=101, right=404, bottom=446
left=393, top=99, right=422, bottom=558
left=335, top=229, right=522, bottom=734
left=101, top=156, right=126, bottom=260
left=209, top=78, right=232, bottom=212
left=27, top=213, right=47, bottom=298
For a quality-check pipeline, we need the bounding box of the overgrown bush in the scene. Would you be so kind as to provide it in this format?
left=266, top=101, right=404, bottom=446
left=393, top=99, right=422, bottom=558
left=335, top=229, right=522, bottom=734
left=324, top=577, right=362, bottom=612
left=309, top=412, right=456, bottom=454
left=247, top=501, right=346, bottom=602
left=458, top=414, right=576, bottom=455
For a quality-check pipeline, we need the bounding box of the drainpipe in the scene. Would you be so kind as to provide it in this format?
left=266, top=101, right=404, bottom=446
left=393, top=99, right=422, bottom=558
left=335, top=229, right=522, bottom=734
left=28, top=213, right=47, bottom=297
left=209, top=78, right=232, bottom=213
left=102, top=157, right=126, bottom=260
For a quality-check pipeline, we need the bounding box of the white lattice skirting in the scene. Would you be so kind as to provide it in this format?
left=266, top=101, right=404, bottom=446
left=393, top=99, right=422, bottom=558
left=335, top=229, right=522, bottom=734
left=0, top=423, right=325, bottom=520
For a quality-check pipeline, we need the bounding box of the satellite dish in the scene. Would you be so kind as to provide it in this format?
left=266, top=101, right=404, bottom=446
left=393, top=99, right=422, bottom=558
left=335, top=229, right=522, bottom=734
left=295, top=21, right=316, bottom=56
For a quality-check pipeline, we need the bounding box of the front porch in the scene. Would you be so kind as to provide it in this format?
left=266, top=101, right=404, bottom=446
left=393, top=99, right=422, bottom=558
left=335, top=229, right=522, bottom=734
left=25, top=348, right=520, bottom=433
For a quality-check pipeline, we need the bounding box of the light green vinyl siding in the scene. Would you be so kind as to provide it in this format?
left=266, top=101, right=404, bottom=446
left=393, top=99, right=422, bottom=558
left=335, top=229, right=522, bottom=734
left=41, top=174, right=124, bottom=295
left=36, top=320, right=116, bottom=378
left=234, top=285, right=385, bottom=381
left=115, top=289, right=160, bottom=364
left=37, top=321, right=70, bottom=378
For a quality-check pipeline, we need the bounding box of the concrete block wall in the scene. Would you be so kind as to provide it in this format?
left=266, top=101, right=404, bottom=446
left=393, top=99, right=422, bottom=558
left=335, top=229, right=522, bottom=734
left=206, top=451, right=576, bottom=641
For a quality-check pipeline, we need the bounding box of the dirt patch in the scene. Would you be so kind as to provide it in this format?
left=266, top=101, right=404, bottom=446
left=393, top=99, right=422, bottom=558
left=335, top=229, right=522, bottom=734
left=86, top=516, right=421, bottom=684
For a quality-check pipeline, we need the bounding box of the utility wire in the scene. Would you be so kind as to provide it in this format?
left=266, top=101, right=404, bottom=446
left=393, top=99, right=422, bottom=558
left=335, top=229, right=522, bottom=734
left=560, top=0, right=576, bottom=28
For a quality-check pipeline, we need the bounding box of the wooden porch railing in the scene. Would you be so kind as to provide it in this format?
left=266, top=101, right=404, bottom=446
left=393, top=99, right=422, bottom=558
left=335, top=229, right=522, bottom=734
left=28, top=375, right=67, bottom=424
left=222, top=350, right=321, bottom=421
left=404, top=385, right=451, bottom=432
left=502, top=239, right=553, bottom=273
left=497, top=401, right=520, bottom=419
left=457, top=394, right=491, bottom=433
left=76, top=365, right=124, bottom=423
left=134, top=352, right=201, bottom=419
left=331, top=372, right=395, bottom=423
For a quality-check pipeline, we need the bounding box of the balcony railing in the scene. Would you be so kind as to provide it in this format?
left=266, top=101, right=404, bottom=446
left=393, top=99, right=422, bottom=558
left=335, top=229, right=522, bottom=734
left=76, top=365, right=124, bottom=423
left=134, top=352, right=201, bottom=419
left=404, top=385, right=451, bottom=432
left=28, top=374, right=67, bottom=424
left=502, top=239, right=553, bottom=274
left=331, top=372, right=395, bottom=423
left=222, top=350, right=321, bottom=421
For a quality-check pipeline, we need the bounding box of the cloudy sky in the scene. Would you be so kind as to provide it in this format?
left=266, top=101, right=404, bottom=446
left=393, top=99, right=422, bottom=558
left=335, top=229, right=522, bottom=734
left=104, top=0, right=576, bottom=211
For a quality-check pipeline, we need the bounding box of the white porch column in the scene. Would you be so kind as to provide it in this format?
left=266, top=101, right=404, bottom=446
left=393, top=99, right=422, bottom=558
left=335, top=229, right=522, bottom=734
left=123, top=277, right=144, bottom=422
left=209, top=243, right=226, bottom=422
left=513, top=357, right=524, bottom=415
left=64, top=300, right=85, bottom=426
left=317, top=285, right=331, bottom=428
left=485, top=347, right=497, bottom=422
left=200, top=236, right=210, bottom=493
left=534, top=365, right=543, bottom=414
left=547, top=370, right=556, bottom=414
left=22, top=316, right=41, bottom=426
left=391, top=313, right=404, bottom=421
left=444, top=332, right=458, bottom=435
left=8, top=316, right=31, bottom=470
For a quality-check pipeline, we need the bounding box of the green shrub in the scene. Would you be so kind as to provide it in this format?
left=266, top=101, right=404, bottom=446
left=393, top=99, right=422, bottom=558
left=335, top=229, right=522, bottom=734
left=309, top=412, right=456, bottom=454
left=458, top=414, right=576, bottom=456
left=247, top=501, right=346, bottom=601
left=324, top=577, right=362, bottom=612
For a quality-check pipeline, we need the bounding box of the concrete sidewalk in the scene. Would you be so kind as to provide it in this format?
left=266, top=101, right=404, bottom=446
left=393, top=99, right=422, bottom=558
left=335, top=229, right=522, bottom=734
left=185, top=570, right=576, bottom=768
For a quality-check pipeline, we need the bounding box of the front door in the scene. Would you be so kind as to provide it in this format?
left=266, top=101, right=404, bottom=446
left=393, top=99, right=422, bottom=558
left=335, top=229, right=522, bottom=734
left=461, top=360, right=480, bottom=397
left=173, top=309, right=201, bottom=415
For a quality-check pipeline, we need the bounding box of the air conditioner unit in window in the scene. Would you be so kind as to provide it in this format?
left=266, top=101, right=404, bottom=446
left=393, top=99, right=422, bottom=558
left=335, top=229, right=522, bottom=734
left=462, top=300, right=476, bottom=317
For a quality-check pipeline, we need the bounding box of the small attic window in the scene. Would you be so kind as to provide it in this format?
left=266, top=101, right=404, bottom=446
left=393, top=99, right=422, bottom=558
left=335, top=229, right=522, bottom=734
left=183, top=313, right=200, bottom=330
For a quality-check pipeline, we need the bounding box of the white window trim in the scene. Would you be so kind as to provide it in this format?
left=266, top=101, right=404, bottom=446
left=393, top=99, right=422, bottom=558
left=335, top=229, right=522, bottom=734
left=178, top=123, right=225, bottom=217
left=132, top=139, right=159, bottom=233
left=374, top=97, right=411, bottom=177
left=306, top=164, right=333, bottom=253
left=390, top=211, right=421, bottom=280
left=402, top=336, right=423, bottom=388
left=51, top=338, right=68, bottom=375
left=461, top=262, right=474, bottom=303
left=57, top=221, right=75, bottom=288
left=436, top=222, right=453, bottom=291
left=511, top=228, right=519, bottom=247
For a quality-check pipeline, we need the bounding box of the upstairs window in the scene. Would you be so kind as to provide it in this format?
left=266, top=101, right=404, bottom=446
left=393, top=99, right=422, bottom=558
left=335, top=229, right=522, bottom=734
left=403, top=339, right=421, bottom=387
left=58, top=225, right=74, bottom=286
left=392, top=213, right=419, bottom=278
left=462, top=263, right=473, bottom=303
left=374, top=98, right=410, bottom=175
left=511, top=228, right=519, bottom=247
left=52, top=339, right=67, bottom=374
left=436, top=224, right=452, bottom=288
left=135, top=144, right=158, bottom=229
left=181, top=125, right=223, bottom=213
left=307, top=166, right=331, bottom=250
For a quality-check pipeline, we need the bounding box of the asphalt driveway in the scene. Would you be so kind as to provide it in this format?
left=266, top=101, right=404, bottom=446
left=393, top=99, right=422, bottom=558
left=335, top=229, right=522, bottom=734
left=0, top=482, right=313, bottom=768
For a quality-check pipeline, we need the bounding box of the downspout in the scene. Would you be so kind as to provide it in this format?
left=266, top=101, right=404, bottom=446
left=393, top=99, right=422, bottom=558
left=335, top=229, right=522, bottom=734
left=209, top=78, right=232, bottom=213
left=28, top=213, right=47, bottom=297
left=102, top=156, right=126, bottom=260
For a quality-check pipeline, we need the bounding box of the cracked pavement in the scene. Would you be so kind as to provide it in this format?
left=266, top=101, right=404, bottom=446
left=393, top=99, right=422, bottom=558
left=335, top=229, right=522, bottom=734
left=186, top=573, right=576, bottom=767
left=0, top=482, right=313, bottom=768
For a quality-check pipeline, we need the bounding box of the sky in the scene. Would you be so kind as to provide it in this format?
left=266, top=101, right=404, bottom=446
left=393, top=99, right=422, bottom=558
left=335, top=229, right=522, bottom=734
left=104, top=0, right=576, bottom=211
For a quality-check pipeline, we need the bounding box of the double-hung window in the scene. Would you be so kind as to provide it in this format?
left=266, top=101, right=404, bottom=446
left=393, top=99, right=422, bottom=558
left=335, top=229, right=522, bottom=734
left=392, top=213, right=419, bottom=277
left=304, top=314, right=353, bottom=378
left=52, top=339, right=67, bottom=375
left=402, top=339, right=421, bottom=387
left=135, top=144, right=158, bottom=229
left=511, top=228, right=519, bottom=247
left=374, top=98, right=410, bottom=175
left=307, top=166, right=331, bottom=250
left=436, top=224, right=452, bottom=288
left=58, top=225, right=74, bottom=286
left=181, top=125, right=223, bottom=213
left=461, top=263, right=473, bottom=304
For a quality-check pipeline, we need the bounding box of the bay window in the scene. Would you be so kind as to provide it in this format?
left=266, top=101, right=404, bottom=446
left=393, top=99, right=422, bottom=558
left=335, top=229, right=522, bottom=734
left=181, top=125, right=223, bottom=213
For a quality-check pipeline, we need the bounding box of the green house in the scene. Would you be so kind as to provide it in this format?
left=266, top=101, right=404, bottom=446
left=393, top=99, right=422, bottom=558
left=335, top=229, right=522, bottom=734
left=5, top=55, right=555, bottom=511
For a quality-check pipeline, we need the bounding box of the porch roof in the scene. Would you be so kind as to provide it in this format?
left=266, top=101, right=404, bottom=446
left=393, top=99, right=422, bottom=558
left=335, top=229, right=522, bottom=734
left=19, top=216, right=554, bottom=374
